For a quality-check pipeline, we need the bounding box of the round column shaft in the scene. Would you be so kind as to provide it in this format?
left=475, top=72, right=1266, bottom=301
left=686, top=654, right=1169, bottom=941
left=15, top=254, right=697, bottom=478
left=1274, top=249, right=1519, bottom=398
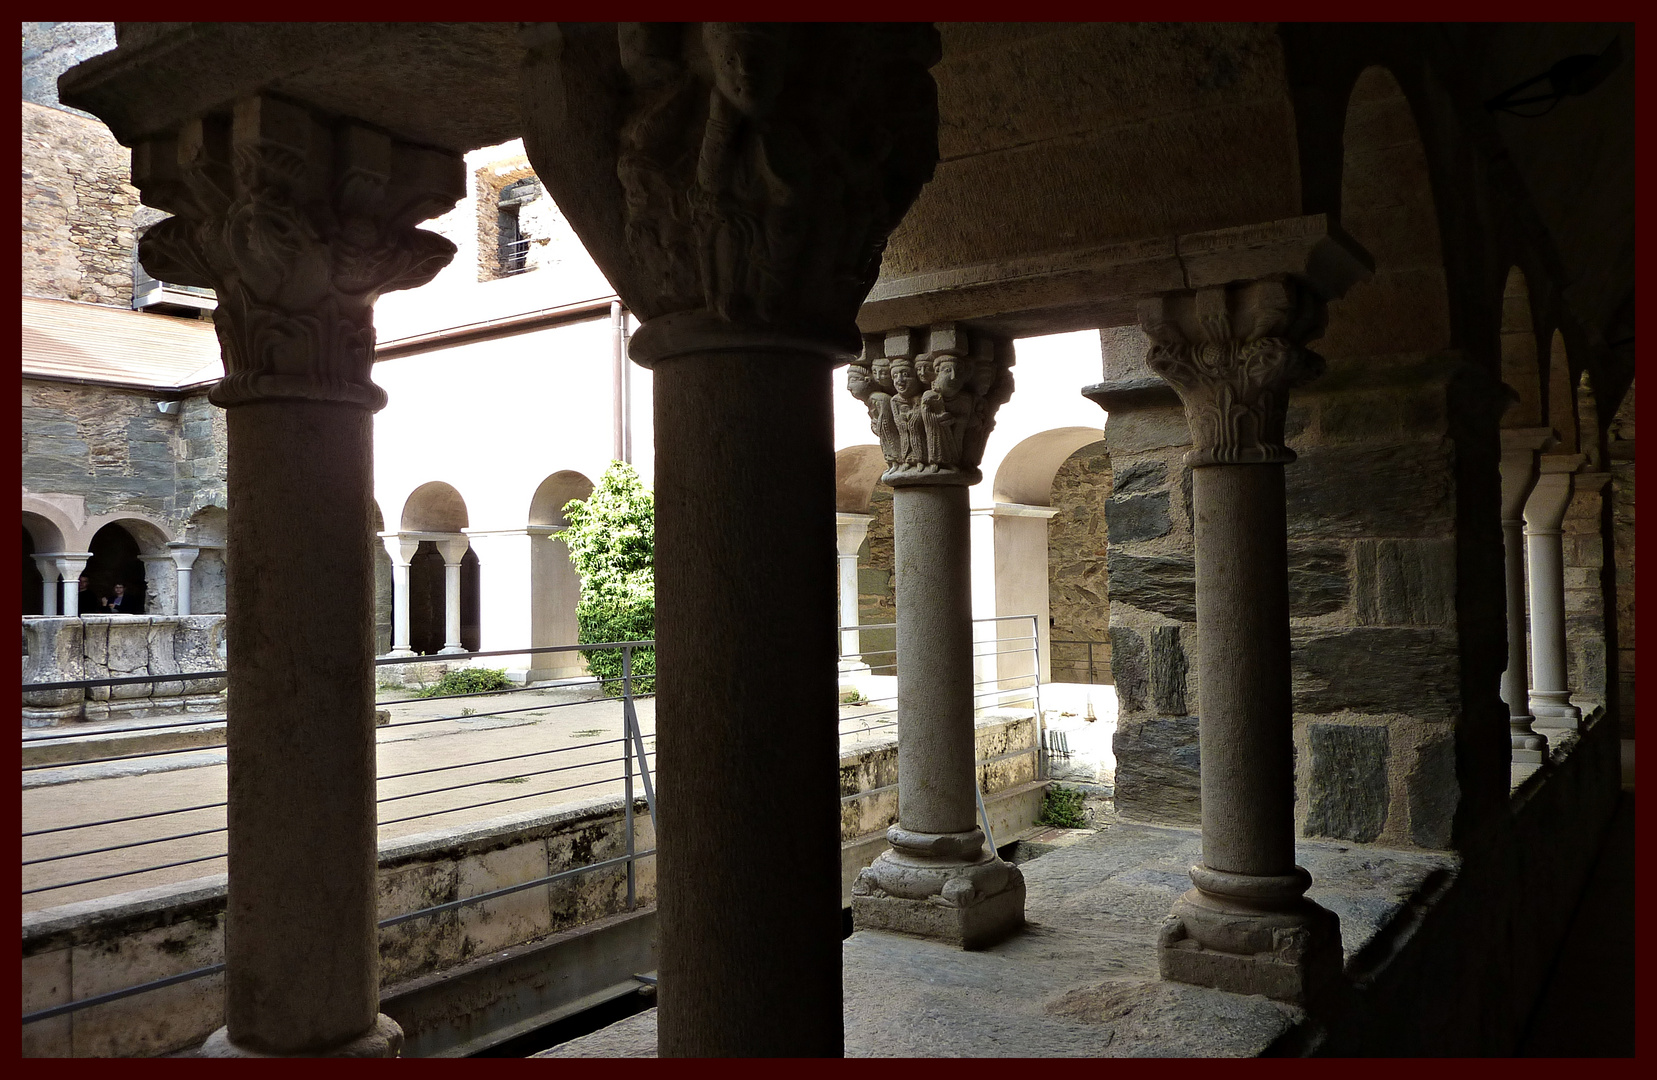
left=652, top=349, right=843, bottom=1059
left=382, top=536, right=415, bottom=658
left=222, top=402, right=382, bottom=1053
left=56, top=555, right=90, bottom=617
left=436, top=538, right=468, bottom=655
left=893, top=484, right=978, bottom=837
left=32, top=556, right=60, bottom=616
left=1191, top=464, right=1296, bottom=876
left=1524, top=459, right=1582, bottom=730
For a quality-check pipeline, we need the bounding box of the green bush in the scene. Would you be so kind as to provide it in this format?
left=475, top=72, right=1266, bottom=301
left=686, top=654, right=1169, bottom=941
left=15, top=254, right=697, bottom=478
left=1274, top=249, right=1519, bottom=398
left=1036, top=785, right=1088, bottom=829
left=555, top=462, right=655, bottom=696
left=415, top=667, right=515, bottom=699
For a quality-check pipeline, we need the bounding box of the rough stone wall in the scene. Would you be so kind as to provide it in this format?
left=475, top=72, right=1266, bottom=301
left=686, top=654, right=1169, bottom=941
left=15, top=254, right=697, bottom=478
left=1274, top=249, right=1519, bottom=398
left=1097, top=330, right=1202, bottom=826
left=1046, top=440, right=1113, bottom=683
left=1561, top=474, right=1612, bottom=719
left=856, top=486, right=897, bottom=675
left=1607, top=381, right=1634, bottom=739
left=21, top=380, right=227, bottom=535
left=22, top=100, right=152, bottom=308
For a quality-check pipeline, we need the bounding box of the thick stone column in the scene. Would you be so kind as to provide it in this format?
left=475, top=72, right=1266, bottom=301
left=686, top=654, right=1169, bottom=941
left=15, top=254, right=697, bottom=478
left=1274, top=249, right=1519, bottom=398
left=836, top=512, right=874, bottom=673
left=1526, top=452, right=1587, bottom=731
left=55, top=554, right=90, bottom=617
left=380, top=534, right=418, bottom=658
left=32, top=555, right=60, bottom=616
left=169, top=544, right=200, bottom=616
left=133, top=93, right=462, bottom=1057
left=522, top=21, right=941, bottom=1057
left=435, top=536, right=470, bottom=655
left=1499, top=429, right=1554, bottom=762
left=847, top=323, right=1026, bottom=948
left=1140, top=277, right=1346, bottom=1005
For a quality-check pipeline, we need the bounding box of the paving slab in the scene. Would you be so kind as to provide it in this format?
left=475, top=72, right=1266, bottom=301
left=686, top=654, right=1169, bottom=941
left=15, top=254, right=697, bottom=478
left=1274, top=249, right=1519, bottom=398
left=540, top=821, right=1453, bottom=1058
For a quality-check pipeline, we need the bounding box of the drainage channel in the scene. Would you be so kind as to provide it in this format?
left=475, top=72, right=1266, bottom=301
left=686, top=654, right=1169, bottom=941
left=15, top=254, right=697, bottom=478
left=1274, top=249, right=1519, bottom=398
left=470, top=976, right=658, bottom=1058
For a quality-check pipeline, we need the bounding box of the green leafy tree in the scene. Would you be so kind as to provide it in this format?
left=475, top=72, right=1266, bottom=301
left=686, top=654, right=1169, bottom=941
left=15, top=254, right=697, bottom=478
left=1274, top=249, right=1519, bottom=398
left=555, top=462, right=655, bottom=695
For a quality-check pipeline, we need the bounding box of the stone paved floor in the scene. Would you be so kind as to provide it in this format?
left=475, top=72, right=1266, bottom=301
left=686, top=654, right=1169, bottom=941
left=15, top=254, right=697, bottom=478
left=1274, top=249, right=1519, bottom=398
left=539, top=820, right=1453, bottom=1058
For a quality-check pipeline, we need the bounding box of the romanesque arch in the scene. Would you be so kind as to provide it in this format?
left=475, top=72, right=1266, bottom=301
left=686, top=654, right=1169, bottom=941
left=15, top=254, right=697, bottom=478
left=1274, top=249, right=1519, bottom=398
left=400, top=481, right=478, bottom=654
left=527, top=470, right=594, bottom=681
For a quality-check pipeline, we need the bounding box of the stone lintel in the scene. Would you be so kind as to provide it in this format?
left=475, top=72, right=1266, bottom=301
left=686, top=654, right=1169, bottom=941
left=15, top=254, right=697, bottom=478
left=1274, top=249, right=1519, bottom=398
left=59, top=23, right=522, bottom=154
left=857, top=214, right=1373, bottom=341
left=1538, top=452, right=1588, bottom=475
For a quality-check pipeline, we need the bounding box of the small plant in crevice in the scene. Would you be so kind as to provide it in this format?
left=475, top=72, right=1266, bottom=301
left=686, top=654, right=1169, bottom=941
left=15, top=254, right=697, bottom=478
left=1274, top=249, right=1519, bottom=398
left=1037, top=785, right=1088, bottom=829
left=415, top=667, right=514, bottom=699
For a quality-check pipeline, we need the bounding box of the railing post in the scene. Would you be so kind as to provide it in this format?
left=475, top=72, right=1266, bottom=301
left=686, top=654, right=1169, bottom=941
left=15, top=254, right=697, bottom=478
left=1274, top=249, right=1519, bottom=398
left=623, top=644, right=636, bottom=911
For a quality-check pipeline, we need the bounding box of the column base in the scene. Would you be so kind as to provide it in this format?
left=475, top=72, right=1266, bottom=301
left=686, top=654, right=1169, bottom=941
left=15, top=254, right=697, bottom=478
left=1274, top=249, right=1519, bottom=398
left=436, top=645, right=467, bottom=656
left=1158, top=887, right=1342, bottom=1006
left=1511, top=716, right=1548, bottom=763
left=851, top=845, right=1025, bottom=949
left=199, top=1014, right=403, bottom=1058
left=383, top=647, right=416, bottom=659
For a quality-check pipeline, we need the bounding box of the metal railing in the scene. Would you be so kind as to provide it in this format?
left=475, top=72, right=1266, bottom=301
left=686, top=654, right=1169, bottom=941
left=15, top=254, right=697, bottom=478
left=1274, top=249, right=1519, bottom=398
left=500, top=235, right=533, bottom=275
left=21, top=640, right=657, bottom=1027
left=1050, top=637, right=1110, bottom=685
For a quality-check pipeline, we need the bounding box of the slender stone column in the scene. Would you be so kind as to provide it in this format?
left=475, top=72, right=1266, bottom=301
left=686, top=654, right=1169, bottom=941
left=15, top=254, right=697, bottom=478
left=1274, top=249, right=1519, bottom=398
left=380, top=534, right=418, bottom=658
left=836, top=512, right=874, bottom=672
left=1499, top=429, right=1554, bottom=762
left=847, top=323, right=1025, bottom=948
left=32, top=555, right=60, bottom=616
left=1140, top=277, right=1347, bottom=1005
left=169, top=544, right=200, bottom=617
left=1526, top=452, right=1587, bottom=731
left=55, top=555, right=90, bottom=617
left=132, top=93, right=462, bottom=1057
left=435, top=536, right=470, bottom=655
left=522, top=21, right=942, bottom=1056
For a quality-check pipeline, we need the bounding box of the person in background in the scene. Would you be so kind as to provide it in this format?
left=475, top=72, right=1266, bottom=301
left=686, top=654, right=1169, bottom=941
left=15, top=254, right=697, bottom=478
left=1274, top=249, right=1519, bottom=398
left=77, top=575, right=98, bottom=614
left=104, top=582, right=140, bottom=614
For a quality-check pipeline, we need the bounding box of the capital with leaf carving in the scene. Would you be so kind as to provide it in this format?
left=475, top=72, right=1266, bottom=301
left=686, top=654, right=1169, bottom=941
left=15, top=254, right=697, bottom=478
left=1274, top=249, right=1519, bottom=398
left=1139, top=277, right=1332, bottom=468
left=132, top=95, right=465, bottom=411
left=847, top=323, right=1013, bottom=487
left=522, top=23, right=942, bottom=365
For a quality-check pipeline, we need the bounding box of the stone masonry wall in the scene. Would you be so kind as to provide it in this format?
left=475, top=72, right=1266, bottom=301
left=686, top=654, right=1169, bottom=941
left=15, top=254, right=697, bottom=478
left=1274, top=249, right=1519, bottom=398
left=1046, top=440, right=1112, bottom=683
left=22, top=380, right=227, bottom=535
left=22, top=100, right=158, bottom=308
left=1097, top=328, right=1202, bottom=826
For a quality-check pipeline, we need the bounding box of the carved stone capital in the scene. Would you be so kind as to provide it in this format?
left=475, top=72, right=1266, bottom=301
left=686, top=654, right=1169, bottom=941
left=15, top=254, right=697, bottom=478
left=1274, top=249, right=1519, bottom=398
left=1138, top=277, right=1329, bottom=468
left=132, top=95, right=464, bottom=410
left=846, top=323, right=1013, bottom=487
left=523, top=23, right=941, bottom=359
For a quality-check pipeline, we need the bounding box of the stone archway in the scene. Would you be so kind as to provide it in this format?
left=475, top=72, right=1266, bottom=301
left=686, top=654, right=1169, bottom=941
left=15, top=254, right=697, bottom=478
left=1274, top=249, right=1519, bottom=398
left=527, top=470, right=594, bottom=681
left=400, top=482, right=477, bottom=655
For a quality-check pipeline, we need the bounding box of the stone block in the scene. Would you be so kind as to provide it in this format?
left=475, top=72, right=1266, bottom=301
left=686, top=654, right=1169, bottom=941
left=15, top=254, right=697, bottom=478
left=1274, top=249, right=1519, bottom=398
left=1105, top=491, right=1171, bottom=543
left=1105, top=551, right=1195, bottom=623
left=1352, top=537, right=1457, bottom=627
left=1112, top=715, right=1200, bottom=824
left=1109, top=626, right=1148, bottom=711
left=1405, top=734, right=1457, bottom=849
left=852, top=872, right=1025, bottom=950
left=1305, top=723, right=1390, bottom=843
left=1149, top=626, right=1188, bottom=715
left=1293, top=627, right=1460, bottom=721
left=1110, top=458, right=1167, bottom=498
left=1288, top=543, right=1350, bottom=618
left=1286, top=440, right=1455, bottom=539
left=1103, top=407, right=1192, bottom=454
left=377, top=860, right=462, bottom=985
left=456, top=840, right=552, bottom=957
left=21, top=948, right=71, bottom=1057
left=68, top=913, right=226, bottom=1057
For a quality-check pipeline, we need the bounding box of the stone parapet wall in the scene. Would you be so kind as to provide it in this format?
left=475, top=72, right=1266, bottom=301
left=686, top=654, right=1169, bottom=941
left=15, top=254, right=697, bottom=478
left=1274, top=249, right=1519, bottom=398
left=21, top=794, right=655, bottom=1058
left=856, top=486, right=898, bottom=674
left=22, top=616, right=226, bottom=726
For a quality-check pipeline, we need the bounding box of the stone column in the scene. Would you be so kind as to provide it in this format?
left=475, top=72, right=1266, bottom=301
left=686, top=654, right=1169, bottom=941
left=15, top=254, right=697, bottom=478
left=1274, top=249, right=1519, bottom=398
left=435, top=535, right=470, bottom=655
left=522, top=22, right=942, bottom=1057
left=55, top=554, right=91, bottom=617
left=847, top=322, right=1026, bottom=948
left=32, top=555, right=61, bottom=616
left=380, top=534, right=419, bottom=658
left=836, top=512, right=874, bottom=673
left=132, top=94, right=462, bottom=1057
left=1140, top=277, right=1347, bottom=1005
left=1499, top=429, right=1554, bottom=762
left=1526, top=453, right=1587, bottom=731
left=169, top=544, right=201, bottom=616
